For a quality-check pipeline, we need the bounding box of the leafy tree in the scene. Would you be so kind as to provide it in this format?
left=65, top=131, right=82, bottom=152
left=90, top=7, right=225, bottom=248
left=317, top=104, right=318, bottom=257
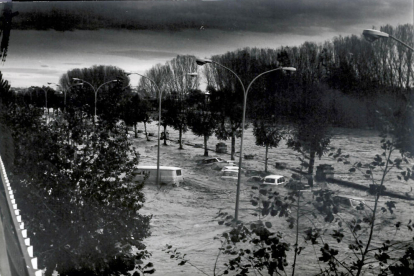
left=162, top=92, right=190, bottom=149
left=122, top=93, right=153, bottom=140
left=389, top=246, right=414, bottom=275
left=186, top=90, right=216, bottom=156
left=287, top=84, right=332, bottom=188
left=140, top=100, right=153, bottom=142
left=313, top=133, right=414, bottom=276
left=252, top=120, right=283, bottom=172
left=59, top=65, right=128, bottom=121
left=208, top=85, right=244, bottom=160
left=144, top=55, right=198, bottom=149
left=96, top=79, right=128, bottom=128
left=137, top=64, right=169, bottom=145
left=122, top=93, right=141, bottom=138
left=2, top=99, right=152, bottom=276
left=59, top=65, right=129, bottom=92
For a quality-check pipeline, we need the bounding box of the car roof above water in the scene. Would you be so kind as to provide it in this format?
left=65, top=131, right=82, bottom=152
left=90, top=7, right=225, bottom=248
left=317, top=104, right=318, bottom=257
left=264, top=175, right=285, bottom=179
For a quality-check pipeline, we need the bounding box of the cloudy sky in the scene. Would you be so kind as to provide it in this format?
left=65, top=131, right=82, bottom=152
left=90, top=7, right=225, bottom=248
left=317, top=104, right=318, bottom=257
left=1, top=0, right=412, bottom=88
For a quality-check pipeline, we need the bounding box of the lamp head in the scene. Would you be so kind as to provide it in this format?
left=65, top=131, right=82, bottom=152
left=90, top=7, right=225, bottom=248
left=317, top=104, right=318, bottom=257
left=362, top=29, right=389, bottom=42
left=196, top=58, right=212, bottom=66
left=281, top=67, right=296, bottom=72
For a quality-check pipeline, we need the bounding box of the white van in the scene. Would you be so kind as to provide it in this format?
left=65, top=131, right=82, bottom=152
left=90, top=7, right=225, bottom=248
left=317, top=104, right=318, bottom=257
left=263, top=175, right=286, bottom=185
left=133, top=166, right=183, bottom=186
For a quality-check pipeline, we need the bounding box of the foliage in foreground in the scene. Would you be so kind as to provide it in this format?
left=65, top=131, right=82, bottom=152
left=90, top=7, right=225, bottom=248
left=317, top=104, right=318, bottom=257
left=166, top=121, right=414, bottom=276
left=1, top=102, right=153, bottom=276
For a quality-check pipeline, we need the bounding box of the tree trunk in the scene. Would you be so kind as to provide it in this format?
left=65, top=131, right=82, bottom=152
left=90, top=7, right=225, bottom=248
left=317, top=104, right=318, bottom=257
left=231, top=131, right=236, bottom=160
left=265, top=144, right=269, bottom=172
left=144, top=121, right=149, bottom=141
left=203, top=135, right=209, bottom=156
left=134, top=124, right=137, bottom=138
left=308, top=150, right=316, bottom=188
left=178, top=126, right=183, bottom=149
left=163, top=125, right=168, bottom=145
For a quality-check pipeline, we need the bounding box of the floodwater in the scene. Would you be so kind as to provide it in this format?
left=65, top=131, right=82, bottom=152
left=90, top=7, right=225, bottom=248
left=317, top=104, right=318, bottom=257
left=131, top=123, right=413, bottom=276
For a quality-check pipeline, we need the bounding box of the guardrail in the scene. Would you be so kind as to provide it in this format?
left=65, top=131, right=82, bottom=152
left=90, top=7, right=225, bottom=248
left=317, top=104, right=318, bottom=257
left=0, top=155, right=42, bottom=276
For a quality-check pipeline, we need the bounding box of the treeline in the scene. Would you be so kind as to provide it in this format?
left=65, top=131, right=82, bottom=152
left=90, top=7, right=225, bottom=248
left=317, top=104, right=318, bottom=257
left=201, top=24, right=413, bottom=129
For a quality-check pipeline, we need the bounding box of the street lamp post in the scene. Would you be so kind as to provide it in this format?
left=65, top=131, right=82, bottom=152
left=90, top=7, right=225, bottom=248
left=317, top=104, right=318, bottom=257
left=196, top=57, right=296, bottom=222
left=126, top=72, right=163, bottom=187
left=362, top=29, right=414, bottom=52
left=71, top=78, right=118, bottom=123
left=126, top=72, right=197, bottom=186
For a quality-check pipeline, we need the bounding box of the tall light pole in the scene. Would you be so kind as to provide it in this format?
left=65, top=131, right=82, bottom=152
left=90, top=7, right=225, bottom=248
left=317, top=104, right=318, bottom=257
left=195, top=57, right=296, bottom=222
left=126, top=72, right=197, bottom=186
left=126, top=72, right=163, bottom=186
left=362, top=29, right=414, bottom=52
left=71, top=78, right=118, bottom=123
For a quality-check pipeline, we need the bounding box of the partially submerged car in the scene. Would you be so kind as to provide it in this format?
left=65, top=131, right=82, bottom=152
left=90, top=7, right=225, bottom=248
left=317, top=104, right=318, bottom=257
left=263, top=175, right=286, bottom=186
left=198, top=157, right=235, bottom=166
left=333, top=195, right=366, bottom=209
left=221, top=169, right=239, bottom=180
left=284, top=180, right=310, bottom=190
left=221, top=166, right=242, bottom=172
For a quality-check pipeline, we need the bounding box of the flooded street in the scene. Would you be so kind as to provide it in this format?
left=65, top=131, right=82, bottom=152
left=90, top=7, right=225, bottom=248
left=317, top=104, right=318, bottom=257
left=130, top=123, right=414, bottom=275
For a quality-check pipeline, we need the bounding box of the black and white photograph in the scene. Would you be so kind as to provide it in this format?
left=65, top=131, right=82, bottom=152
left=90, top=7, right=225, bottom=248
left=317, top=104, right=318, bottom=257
left=0, top=1, right=413, bottom=275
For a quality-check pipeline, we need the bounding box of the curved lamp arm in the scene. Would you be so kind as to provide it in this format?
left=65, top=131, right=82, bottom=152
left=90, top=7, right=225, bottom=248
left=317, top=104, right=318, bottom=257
left=126, top=72, right=162, bottom=98
left=363, top=29, right=414, bottom=52
left=197, top=58, right=246, bottom=94
left=245, top=67, right=296, bottom=97
left=96, top=80, right=118, bottom=94
left=72, top=78, right=95, bottom=91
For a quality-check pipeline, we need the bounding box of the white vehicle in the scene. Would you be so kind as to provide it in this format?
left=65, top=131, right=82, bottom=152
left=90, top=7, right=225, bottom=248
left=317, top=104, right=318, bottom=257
left=133, top=165, right=183, bottom=186
left=221, top=169, right=239, bottom=180
left=221, top=166, right=241, bottom=172
left=199, top=157, right=235, bottom=166
left=263, top=175, right=286, bottom=185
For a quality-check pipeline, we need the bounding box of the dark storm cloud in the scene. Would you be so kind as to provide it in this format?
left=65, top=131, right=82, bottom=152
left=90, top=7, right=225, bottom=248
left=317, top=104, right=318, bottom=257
left=107, top=49, right=178, bottom=60
left=5, top=68, right=61, bottom=75
left=11, top=0, right=409, bottom=35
